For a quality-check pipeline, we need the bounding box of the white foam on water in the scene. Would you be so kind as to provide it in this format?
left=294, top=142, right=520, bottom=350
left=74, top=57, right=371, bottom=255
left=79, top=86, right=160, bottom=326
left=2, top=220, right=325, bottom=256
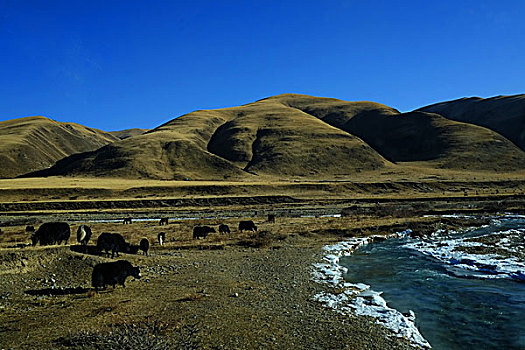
left=403, top=229, right=525, bottom=282
left=424, top=214, right=477, bottom=219
left=312, top=230, right=431, bottom=349
left=503, top=213, right=525, bottom=219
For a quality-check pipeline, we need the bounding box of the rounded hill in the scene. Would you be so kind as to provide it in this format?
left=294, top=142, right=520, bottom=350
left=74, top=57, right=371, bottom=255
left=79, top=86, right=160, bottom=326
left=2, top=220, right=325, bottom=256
left=23, top=94, right=525, bottom=180
left=0, top=116, right=119, bottom=178
left=418, top=94, right=525, bottom=151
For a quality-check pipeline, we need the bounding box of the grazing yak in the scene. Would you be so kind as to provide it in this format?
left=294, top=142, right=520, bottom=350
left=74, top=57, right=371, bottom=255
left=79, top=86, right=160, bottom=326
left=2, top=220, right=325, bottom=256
left=31, top=222, right=71, bottom=246
left=158, top=232, right=166, bottom=246
left=26, top=225, right=35, bottom=233
left=239, top=220, right=257, bottom=232
left=218, top=224, right=231, bottom=234
left=268, top=214, right=276, bottom=223
left=123, top=218, right=132, bottom=224
left=96, top=232, right=130, bottom=258
left=159, top=218, right=169, bottom=225
left=193, top=225, right=215, bottom=239
left=76, top=225, right=93, bottom=245
left=139, top=238, right=150, bottom=256
left=91, top=260, right=141, bottom=291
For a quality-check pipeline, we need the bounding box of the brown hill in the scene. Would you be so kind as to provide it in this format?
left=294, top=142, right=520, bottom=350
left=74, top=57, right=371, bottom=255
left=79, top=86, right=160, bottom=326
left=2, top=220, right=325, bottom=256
left=109, top=128, right=149, bottom=140
left=27, top=96, right=391, bottom=180
left=417, top=94, right=525, bottom=151
left=0, top=116, right=119, bottom=178
left=269, top=94, right=525, bottom=171
left=342, top=111, right=525, bottom=170
left=24, top=94, right=525, bottom=180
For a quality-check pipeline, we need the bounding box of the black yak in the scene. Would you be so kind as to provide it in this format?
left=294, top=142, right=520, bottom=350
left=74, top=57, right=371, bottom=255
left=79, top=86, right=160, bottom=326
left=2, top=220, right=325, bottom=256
left=91, top=260, right=141, bottom=291
left=139, top=238, right=149, bottom=256
left=128, top=244, right=140, bottom=254
left=193, top=226, right=215, bottom=239
left=31, top=222, right=71, bottom=246
left=96, top=232, right=130, bottom=258
left=218, top=224, right=231, bottom=234
left=239, top=220, right=257, bottom=232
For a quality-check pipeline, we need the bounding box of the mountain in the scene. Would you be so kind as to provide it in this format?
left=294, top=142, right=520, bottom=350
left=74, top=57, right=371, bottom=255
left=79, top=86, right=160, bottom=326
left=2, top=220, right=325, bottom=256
left=109, top=128, right=149, bottom=140
left=27, top=95, right=390, bottom=180
left=24, top=94, right=525, bottom=180
left=0, top=116, right=119, bottom=178
left=418, top=95, right=525, bottom=151
left=257, top=95, right=525, bottom=171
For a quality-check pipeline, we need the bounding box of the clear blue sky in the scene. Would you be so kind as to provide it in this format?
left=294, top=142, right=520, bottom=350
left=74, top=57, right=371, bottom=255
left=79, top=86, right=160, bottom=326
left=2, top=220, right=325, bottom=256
left=1, top=0, right=524, bottom=131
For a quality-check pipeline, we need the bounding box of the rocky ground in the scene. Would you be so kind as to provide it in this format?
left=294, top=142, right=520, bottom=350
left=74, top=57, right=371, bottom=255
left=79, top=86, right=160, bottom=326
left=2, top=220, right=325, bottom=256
left=0, top=212, right=497, bottom=350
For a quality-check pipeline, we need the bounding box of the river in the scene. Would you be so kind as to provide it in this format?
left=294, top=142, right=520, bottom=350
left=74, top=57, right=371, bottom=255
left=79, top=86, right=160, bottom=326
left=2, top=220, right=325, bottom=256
left=340, top=217, right=525, bottom=349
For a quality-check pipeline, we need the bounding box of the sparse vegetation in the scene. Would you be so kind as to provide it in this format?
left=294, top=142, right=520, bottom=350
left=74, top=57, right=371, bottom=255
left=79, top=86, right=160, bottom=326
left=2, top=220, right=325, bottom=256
left=56, top=319, right=176, bottom=350
left=237, top=230, right=280, bottom=248
left=0, top=116, right=118, bottom=178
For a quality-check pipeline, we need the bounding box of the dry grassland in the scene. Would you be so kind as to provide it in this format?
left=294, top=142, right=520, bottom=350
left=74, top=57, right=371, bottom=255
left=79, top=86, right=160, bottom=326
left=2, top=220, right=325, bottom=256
left=1, top=214, right=445, bottom=350
left=0, top=173, right=523, bottom=349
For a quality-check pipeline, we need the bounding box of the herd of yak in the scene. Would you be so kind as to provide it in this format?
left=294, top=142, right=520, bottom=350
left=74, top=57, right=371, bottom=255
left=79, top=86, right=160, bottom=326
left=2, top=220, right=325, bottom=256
left=23, top=216, right=266, bottom=292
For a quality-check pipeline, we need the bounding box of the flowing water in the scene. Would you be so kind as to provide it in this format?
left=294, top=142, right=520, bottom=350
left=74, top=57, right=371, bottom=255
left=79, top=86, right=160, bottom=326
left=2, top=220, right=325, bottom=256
left=340, top=217, right=525, bottom=349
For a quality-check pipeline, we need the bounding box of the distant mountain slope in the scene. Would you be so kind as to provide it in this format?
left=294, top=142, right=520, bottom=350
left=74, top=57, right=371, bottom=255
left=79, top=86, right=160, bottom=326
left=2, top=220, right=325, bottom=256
left=22, top=94, right=525, bottom=180
left=341, top=111, right=525, bottom=170
left=417, top=95, right=525, bottom=151
left=27, top=95, right=391, bottom=180
left=0, top=116, right=119, bottom=178
left=272, top=94, right=525, bottom=170
left=109, top=128, right=149, bottom=140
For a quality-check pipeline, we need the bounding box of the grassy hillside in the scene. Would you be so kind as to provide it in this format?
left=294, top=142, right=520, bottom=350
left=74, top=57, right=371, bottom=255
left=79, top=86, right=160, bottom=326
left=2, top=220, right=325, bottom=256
left=0, top=116, right=119, bottom=178
left=418, top=94, right=525, bottom=151
left=207, top=97, right=388, bottom=176
left=109, top=128, right=149, bottom=139
left=28, top=96, right=391, bottom=180
left=19, top=94, right=525, bottom=180
left=269, top=94, right=525, bottom=171
left=341, top=111, right=525, bottom=170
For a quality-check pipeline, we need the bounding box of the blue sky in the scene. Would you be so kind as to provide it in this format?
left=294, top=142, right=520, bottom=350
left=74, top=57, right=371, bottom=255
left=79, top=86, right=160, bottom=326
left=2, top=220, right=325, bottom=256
left=1, top=0, right=524, bottom=131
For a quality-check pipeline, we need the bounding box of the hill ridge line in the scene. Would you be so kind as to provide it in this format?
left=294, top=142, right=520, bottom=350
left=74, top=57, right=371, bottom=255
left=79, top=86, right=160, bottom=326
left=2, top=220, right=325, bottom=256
left=3, top=93, right=525, bottom=179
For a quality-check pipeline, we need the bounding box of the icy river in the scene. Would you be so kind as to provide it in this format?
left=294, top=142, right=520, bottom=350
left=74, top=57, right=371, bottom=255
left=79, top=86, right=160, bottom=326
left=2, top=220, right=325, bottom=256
left=313, top=216, right=525, bottom=349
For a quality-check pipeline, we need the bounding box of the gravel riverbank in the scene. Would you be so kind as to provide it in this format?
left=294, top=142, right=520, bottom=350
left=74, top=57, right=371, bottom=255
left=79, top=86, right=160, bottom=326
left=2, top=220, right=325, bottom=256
left=0, top=215, right=492, bottom=349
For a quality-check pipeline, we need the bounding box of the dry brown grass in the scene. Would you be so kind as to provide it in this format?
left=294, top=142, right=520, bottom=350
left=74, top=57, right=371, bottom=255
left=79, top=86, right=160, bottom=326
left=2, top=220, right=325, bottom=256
left=0, top=198, right=509, bottom=350
left=419, top=94, right=525, bottom=151
left=109, top=128, right=149, bottom=140
left=20, top=94, right=525, bottom=181
left=0, top=116, right=118, bottom=178
left=1, top=169, right=524, bottom=206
